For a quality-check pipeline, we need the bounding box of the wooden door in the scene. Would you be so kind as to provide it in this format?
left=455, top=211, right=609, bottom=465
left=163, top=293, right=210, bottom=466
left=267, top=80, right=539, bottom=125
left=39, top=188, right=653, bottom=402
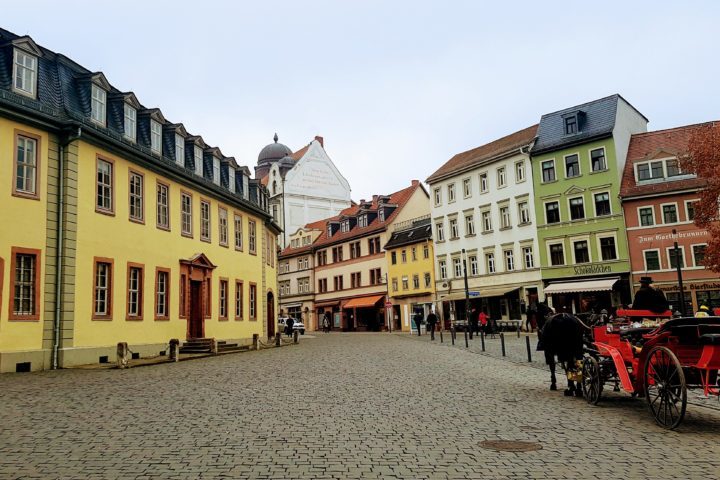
left=189, top=280, right=204, bottom=338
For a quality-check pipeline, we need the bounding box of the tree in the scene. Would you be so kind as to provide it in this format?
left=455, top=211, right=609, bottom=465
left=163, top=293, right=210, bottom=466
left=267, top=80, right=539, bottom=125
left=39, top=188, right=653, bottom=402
left=683, top=121, right=720, bottom=271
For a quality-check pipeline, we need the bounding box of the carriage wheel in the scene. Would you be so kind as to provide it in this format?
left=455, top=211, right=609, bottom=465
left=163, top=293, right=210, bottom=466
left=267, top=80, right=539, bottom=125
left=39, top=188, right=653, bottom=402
left=644, top=346, right=687, bottom=430
left=582, top=356, right=602, bottom=405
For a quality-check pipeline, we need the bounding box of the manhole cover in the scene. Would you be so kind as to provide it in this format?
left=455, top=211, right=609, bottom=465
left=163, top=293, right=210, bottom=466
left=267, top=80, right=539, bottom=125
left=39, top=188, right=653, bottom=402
left=480, top=440, right=542, bottom=452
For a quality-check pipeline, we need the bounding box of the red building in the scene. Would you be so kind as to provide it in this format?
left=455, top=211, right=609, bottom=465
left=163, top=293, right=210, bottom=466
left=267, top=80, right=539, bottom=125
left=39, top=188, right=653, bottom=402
left=620, top=123, right=719, bottom=314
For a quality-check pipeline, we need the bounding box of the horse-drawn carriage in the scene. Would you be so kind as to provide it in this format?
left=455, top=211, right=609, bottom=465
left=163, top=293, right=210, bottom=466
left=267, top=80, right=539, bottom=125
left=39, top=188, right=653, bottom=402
left=580, top=309, right=720, bottom=429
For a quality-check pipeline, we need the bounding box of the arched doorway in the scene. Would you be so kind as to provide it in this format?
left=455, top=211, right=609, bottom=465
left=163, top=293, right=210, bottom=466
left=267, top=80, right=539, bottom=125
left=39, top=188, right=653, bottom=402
left=267, top=291, right=275, bottom=339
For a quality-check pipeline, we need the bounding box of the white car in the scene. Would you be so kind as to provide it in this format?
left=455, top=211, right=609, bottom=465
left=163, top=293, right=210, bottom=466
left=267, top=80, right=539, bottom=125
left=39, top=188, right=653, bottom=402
left=278, top=317, right=305, bottom=335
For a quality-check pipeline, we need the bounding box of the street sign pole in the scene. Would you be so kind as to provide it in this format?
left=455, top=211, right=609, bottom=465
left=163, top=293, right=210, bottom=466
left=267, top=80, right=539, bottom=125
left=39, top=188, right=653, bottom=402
left=462, top=248, right=472, bottom=339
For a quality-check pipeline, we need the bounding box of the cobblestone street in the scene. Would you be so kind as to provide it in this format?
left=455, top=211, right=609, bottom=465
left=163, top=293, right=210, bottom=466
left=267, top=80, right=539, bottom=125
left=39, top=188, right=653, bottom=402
left=2, top=333, right=720, bottom=479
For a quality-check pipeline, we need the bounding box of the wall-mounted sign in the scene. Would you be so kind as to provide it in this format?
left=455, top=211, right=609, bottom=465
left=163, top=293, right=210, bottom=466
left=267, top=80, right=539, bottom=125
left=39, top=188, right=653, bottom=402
left=574, top=264, right=612, bottom=275
left=638, top=230, right=708, bottom=244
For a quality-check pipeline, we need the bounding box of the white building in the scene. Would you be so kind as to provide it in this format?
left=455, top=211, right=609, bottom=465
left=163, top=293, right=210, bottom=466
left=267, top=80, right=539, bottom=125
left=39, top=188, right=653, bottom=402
left=426, top=125, right=543, bottom=323
left=256, top=135, right=351, bottom=248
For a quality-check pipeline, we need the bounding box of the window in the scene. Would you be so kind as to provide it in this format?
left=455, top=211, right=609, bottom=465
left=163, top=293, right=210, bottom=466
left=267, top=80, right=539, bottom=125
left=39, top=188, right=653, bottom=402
left=233, top=214, right=243, bottom=251
left=469, top=255, right=478, bottom=275
left=175, top=134, right=185, bottom=166
left=564, top=115, right=577, bottom=135
left=212, top=157, right=221, bottom=185
left=573, top=240, right=590, bottom=263
left=411, top=247, right=417, bottom=261
left=637, top=161, right=663, bottom=181
left=500, top=206, right=511, bottom=229
left=298, top=277, right=310, bottom=293
left=317, top=250, right=327, bottom=266
left=351, top=272, right=361, bottom=288
left=668, top=247, right=685, bottom=269
left=129, top=171, right=144, bottom=222
left=340, top=220, right=350, bottom=233
left=449, top=218, right=459, bottom=238
left=14, top=133, right=39, bottom=197
left=124, top=104, right=136, bottom=141
left=515, top=161, right=525, bottom=182
left=448, top=183, right=456, bottom=202
left=424, top=272, right=431, bottom=287
left=369, top=268, right=382, bottom=285
left=91, top=84, right=106, bottom=125
left=435, top=222, right=445, bottom=241
left=439, top=260, right=447, bottom=279
left=662, top=204, right=678, bottom=224
left=433, top=188, right=442, bottom=206
left=482, top=211, right=492, bottom=232
left=594, top=192, right=611, bottom=216
left=13, top=49, right=37, bottom=97
left=127, top=264, right=143, bottom=319
left=523, top=246, right=534, bottom=269
left=249, top=221, right=257, bottom=254
left=318, top=278, right=328, bottom=293
left=639, top=207, right=654, bottom=226
left=666, top=158, right=681, bottom=177
left=542, top=160, right=556, bottom=182
left=379, top=208, right=387, bottom=223
left=453, top=258, right=462, bottom=278
left=391, top=251, right=397, bottom=265
left=465, top=214, right=475, bottom=235
left=392, top=278, right=398, bottom=291
left=216, top=280, right=228, bottom=318
left=155, top=269, right=170, bottom=320
left=249, top=284, right=257, bottom=319
left=235, top=281, right=244, bottom=319
left=686, top=201, right=697, bottom=222
left=150, top=120, right=162, bottom=154
left=93, top=259, right=113, bottom=319
left=181, top=192, right=192, bottom=236
left=485, top=253, right=496, bottom=274
left=518, top=202, right=530, bottom=224
left=401, top=250, right=407, bottom=263
left=479, top=173, right=488, bottom=192
left=693, top=244, right=707, bottom=267
left=350, top=241, right=361, bottom=259
left=497, top=167, right=506, bottom=187
left=599, top=236, right=617, bottom=261
left=569, top=197, right=585, bottom=220
left=156, top=183, right=169, bottom=230
left=565, top=154, right=580, bottom=178
left=368, top=237, right=381, bottom=255
left=10, top=249, right=40, bottom=320
left=179, top=274, right=187, bottom=317
left=463, top=178, right=471, bottom=197
left=545, top=202, right=560, bottom=224
left=219, top=207, right=228, bottom=246
left=549, top=243, right=565, bottom=266
left=358, top=215, right=368, bottom=227
left=194, top=145, right=203, bottom=177
left=504, top=250, right=515, bottom=271
left=332, top=246, right=343, bottom=263
left=423, top=245, right=429, bottom=259
left=96, top=158, right=114, bottom=213
left=413, top=274, right=420, bottom=289
left=591, top=148, right=606, bottom=172
left=402, top=276, right=409, bottom=290
left=199, top=201, right=211, bottom=241
left=644, top=250, right=660, bottom=271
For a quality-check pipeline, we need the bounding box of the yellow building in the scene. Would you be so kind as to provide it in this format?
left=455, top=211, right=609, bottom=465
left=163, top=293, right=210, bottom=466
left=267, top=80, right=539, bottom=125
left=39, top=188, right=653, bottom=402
left=384, top=217, right=436, bottom=332
left=0, top=30, right=279, bottom=372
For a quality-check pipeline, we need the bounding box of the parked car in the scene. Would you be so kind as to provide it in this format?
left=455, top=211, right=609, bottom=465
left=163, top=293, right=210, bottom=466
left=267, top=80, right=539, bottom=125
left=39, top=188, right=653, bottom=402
left=278, top=317, right=305, bottom=335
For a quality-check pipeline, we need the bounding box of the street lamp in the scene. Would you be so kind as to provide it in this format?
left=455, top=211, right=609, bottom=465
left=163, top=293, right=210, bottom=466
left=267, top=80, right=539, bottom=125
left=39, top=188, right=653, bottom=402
left=462, top=248, right=471, bottom=340
left=381, top=273, right=392, bottom=332
left=672, top=229, right=686, bottom=316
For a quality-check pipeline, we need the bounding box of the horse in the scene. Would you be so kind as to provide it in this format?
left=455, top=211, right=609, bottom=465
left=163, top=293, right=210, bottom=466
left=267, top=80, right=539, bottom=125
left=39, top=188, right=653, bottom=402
left=539, top=313, right=591, bottom=396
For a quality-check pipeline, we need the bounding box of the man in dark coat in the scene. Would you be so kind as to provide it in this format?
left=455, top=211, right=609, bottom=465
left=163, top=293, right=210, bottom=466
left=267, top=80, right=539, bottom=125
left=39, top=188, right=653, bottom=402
left=286, top=317, right=294, bottom=337
left=632, top=277, right=669, bottom=313
left=426, top=311, right=438, bottom=340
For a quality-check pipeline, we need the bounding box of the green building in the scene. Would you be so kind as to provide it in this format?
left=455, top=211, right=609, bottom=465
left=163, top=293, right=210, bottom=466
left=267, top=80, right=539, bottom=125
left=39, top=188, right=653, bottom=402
left=530, top=95, right=648, bottom=313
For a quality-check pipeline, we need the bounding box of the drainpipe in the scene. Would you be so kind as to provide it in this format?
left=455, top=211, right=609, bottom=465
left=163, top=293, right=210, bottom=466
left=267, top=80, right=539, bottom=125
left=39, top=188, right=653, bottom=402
left=52, top=126, right=82, bottom=370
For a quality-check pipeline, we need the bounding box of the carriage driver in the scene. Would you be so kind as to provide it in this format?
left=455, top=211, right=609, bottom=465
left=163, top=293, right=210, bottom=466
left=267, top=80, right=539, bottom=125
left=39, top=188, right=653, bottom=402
left=631, top=277, right=669, bottom=314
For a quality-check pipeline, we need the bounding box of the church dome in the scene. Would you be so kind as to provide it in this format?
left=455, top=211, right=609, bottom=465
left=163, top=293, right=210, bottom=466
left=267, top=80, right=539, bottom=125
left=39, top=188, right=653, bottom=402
left=258, top=133, right=292, bottom=165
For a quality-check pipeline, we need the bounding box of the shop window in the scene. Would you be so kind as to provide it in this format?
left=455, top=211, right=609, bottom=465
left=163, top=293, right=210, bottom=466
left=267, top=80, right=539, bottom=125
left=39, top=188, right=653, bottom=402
left=666, top=292, right=693, bottom=316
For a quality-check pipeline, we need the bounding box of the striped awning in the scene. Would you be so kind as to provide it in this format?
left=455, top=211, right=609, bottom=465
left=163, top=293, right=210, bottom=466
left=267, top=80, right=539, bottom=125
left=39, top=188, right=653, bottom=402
left=544, top=278, right=618, bottom=294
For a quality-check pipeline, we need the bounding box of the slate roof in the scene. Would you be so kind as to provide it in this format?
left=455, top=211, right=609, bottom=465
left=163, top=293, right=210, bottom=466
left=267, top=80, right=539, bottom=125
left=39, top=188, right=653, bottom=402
left=532, top=94, right=647, bottom=155
left=426, top=125, right=537, bottom=184
left=383, top=218, right=432, bottom=250
left=619, top=122, right=717, bottom=199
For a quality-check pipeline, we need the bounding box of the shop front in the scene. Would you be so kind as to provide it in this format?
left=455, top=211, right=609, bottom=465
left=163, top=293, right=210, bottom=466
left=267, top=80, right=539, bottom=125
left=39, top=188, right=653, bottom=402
left=543, top=275, right=631, bottom=314
left=438, top=284, right=540, bottom=328
left=644, top=281, right=720, bottom=316
left=342, top=295, right=385, bottom=331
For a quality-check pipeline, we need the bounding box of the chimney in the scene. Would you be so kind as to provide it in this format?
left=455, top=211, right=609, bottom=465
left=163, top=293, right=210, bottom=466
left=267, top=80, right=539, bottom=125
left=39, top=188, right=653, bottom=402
left=314, top=135, right=324, bottom=147
left=372, top=195, right=378, bottom=203
left=411, top=179, right=419, bottom=187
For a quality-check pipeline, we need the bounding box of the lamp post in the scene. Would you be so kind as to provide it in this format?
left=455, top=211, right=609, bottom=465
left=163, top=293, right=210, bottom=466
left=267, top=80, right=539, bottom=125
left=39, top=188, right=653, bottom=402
left=382, top=273, right=392, bottom=332
left=462, top=248, right=471, bottom=339
left=672, top=229, right=687, bottom=316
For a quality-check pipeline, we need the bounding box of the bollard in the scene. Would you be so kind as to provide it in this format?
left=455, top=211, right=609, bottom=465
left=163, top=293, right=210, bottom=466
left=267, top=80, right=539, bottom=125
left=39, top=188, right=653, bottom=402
left=481, top=331, right=485, bottom=352
left=517, top=326, right=521, bottom=339
left=275, top=332, right=281, bottom=346
left=253, top=334, right=259, bottom=350
left=464, top=329, right=469, bottom=348
left=430, top=326, right=435, bottom=341
left=500, top=333, right=506, bottom=356
left=293, top=330, right=299, bottom=344
left=440, top=329, right=443, bottom=343
left=526, top=335, right=532, bottom=363
left=116, top=342, right=129, bottom=368
left=451, top=326, right=456, bottom=345
left=169, top=339, right=180, bottom=362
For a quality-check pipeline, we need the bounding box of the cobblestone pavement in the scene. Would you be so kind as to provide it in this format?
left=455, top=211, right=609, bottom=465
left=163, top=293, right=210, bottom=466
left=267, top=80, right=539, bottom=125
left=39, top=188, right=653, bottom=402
left=2, top=333, right=720, bottom=479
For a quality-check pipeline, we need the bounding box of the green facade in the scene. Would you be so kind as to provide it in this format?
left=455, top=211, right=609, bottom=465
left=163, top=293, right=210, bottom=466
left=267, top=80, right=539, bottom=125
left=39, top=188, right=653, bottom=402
left=532, top=137, right=630, bottom=280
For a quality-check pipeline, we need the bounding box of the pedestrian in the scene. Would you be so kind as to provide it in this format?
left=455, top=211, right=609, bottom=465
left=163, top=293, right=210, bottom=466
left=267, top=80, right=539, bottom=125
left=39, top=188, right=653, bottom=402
left=322, top=312, right=331, bottom=333
left=478, top=310, right=489, bottom=338
left=696, top=305, right=711, bottom=318
left=469, top=308, right=479, bottom=339
left=426, top=311, right=438, bottom=341
left=525, top=303, right=536, bottom=333
left=414, top=312, right=423, bottom=336
left=286, top=317, right=294, bottom=337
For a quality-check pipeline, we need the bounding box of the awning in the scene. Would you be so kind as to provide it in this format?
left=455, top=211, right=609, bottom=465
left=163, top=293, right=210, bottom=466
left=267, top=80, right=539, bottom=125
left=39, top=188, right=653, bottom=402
left=314, top=301, right=339, bottom=308
left=439, top=287, right=518, bottom=301
left=480, top=286, right=519, bottom=298
left=281, top=302, right=302, bottom=308
left=544, top=278, right=618, bottom=295
left=343, top=295, right=385, bottom=309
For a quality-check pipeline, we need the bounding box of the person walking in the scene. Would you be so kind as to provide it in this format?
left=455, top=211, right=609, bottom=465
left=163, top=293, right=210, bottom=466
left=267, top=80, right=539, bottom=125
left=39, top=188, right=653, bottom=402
left=286, top=317, right=294, bottom=337
left=414, top=312, right=423, bottom=336
left=526, top=303, right=536, bottom=333
left=469, top=308, right=479, bottom=339
left=426, top=311, right=438, bottom=341
left=478, top=310, right=489, bottom=338
left=322, top=312, right=331, bottom=333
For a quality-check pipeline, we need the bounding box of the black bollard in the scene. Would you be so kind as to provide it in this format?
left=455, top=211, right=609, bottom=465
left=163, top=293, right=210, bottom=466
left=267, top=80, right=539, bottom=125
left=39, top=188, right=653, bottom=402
left=464, top=329, right=469, bottom=348
left=481, top=330, right=485, bottom=352
left=451, top=326, right=455, bottom=345
left=500, top=332, right=506, bottom=356
left=275, top=332, right=281, bottom=346
left=293, top=330, right=299, bottom=344
left=440, top=329, right=444, bottom=343
left=525, top=335, right=532, bottom=362
left=517, top=326, right=521, bottom=339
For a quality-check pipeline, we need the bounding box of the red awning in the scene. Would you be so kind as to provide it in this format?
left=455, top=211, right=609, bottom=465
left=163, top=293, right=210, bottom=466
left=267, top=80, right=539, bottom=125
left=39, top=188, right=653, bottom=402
left=343, top=295, right=385, bottom=309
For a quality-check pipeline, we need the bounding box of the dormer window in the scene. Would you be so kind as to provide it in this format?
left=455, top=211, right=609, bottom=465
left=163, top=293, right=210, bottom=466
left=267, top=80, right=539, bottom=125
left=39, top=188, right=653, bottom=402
left=91, top=84, right=107, bottom=126
left=228, top=168, right=236, bottom=193
left=341, top=220, right=350, bottom=233
left=175, top=134, right=184, bottom=166
left=13, top=49, right=37, bottom=98
left=150, top=120, right=162, bottom=154
left=358, top=215, right=368, bottom=228
left=564, top=115, right=578, bottom=135
left=194, top=146, right=203, bottom=176
left=124, top=104, right=137, bottom=141
left=213, top=157, right=221, bottom=186
left=378, top=208, right=385, bottom=222
left=327, top=224, right=333, bottom=237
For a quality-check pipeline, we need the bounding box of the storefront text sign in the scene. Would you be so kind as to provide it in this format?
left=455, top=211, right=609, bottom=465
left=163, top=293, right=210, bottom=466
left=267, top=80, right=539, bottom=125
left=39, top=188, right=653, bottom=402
left=574, top=264, right=612, bottom=275
left=638, top=230, right=708, bottom=244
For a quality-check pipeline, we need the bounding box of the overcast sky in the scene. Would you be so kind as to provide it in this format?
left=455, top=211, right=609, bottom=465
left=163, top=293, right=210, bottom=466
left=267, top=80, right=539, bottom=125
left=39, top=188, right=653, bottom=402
left=4, top=1, right=719, bottom=200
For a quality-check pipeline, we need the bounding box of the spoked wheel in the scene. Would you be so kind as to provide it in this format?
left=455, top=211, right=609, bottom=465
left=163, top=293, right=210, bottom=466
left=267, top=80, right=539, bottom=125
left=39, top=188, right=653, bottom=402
left=582, top=356, right=602, bottom=405
left=644, top=346, right=687, bottom=429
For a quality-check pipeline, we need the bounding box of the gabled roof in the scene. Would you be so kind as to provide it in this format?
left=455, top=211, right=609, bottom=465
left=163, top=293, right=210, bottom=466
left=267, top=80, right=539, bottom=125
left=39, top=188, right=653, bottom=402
left=5, top=36, right=42, bottom=56
left=427, top=125, right=537, bottom=184
left=619, top=122, right=717, bottom=199
left=278, top=219, right=326, bottom=257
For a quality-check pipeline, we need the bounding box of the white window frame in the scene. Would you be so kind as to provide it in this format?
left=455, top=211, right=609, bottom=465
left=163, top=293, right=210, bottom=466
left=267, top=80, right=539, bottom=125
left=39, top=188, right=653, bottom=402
left=515, top=161, right=526, bottom=183
left=91, top=84, right=107, bottom=126
left=523, top=246, right=534, bottom=269
left=124, top=103, right=137, bottom=142
left=497, top=167, right=507, bottom=188
left=637, top=205, right=656, bottom=227
left=463, top=177, right=472, bottom=198
left=485, top=253, right=496, bottom=274
left=593, top=191, right=612, bottom=217
left=541, top=159, right=556, bottom=183
left=596, top=232, right=618, bottom=261
left=564, top=152, right=581, bottom=178
left=449, top=218, right=459, bottom=239
left=544, top=200, right=561, bottom=224
left=175, top=134, right=185, bottom=166
left=435, top=221, right=445, bottom=242
left=447, top=183, right=456, bottom=203
left=194, top=145, right=203, bottom=177
left=500, top=206, right=511, bottom=229
left=150, top=119, right=162, bottom=154
left=452, top=258, right=462, bottom=278
left=666, top=245, right=685, bottom=269
left=213, top=157, right=221, bottom=185
left=518, top=201, right=530, bottom=225
left=635, top=160, right=665, bottom=182
left=568, top=196, right=585, bottom=221
left=589, top=147, right=607, bottom=172
left=643, top=248, right=662, bottom=272
left=503, top=249, right=515, bottom=271
left=570, top=236, right=592, bottom=264
left=661, top=202, right=679, bottom=224
left=12, top=49, right=37, bottom=98
left=547, top=241, right=566, bottom=266
left=465, top=214, right=475, bottom=236
left=438, top=259, right=447, bottom=280
left=469, top=255, right=478, bottom=275
left=685, top=199, right=698, bottom=222
left=479, top=172, right=488, bottom=193
left=691, top=243, right=708, bottom=267
left=433, top=187, right=442, bottom=206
